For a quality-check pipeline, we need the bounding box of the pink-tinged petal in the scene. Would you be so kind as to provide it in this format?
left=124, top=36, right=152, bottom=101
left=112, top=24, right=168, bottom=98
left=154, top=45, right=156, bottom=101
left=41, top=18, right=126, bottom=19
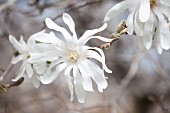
left=63, top=13, right=77, bottom=40
left=40, top=62, right=67, bottom=84
left=78, top=62, right=93, bottom=92
left=127, top=11, right=135, bottom=35
left=31, top=74, right=40, bottom=88
left=139, top=0, right=150, bottom=22
left=79, top=23, right=107, bottom=44
left=63, top=65, right=74, bottom=101
left=73, top=66, right=86, bottom=103
left=45, top=18, right=72, bottom=42
left=104, top=0, right=133, bottom=22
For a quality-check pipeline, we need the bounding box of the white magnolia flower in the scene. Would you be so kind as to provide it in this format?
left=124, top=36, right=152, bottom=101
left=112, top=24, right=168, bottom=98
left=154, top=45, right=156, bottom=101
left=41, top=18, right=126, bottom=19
left=28, top=13, right=112, bottom=103
left=104, top=0, right=170, bottom=54
left=9, top=33, right=50, bottom=88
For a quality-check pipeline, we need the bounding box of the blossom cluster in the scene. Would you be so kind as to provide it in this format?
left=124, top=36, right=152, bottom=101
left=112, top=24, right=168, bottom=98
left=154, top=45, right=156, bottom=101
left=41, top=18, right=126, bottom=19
left=9, top=13, right=112, bottom=103
left=104, top=0, right=170, bottom=54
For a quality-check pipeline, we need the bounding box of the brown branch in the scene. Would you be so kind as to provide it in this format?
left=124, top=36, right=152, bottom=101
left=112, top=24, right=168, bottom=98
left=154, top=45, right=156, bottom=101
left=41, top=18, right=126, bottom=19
left=41, top=0, right=103, bottom=30
left=100, top=20, right=128, bottom=49
left=0, top=0, right=17, bottom=12
left=0, top=63, right=13, bottom=82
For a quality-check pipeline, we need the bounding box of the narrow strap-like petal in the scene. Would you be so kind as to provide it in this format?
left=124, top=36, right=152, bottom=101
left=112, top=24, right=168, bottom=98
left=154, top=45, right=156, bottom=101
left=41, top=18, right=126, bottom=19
left=78, top=62, right=93, bottom=92
left=139, top=0, right=150, bottom=22
left=79, top=36, right=112, bottom=46
left=134, top=10, right=143, bottom=36
left=9, top=35, right=26, bottom=52
left=40, top=62, right=67, bottom=84
left=126, top=11, right=135, bottom=35
left=104, top=0, right=133, bottom=22
left=45, top=18, right=72, bottom=42
left=63, top=13, right=77, bottom=40
left=84, top=60, right=108, bottom=90
left=63, top=65, right=74, bottom=101
left=79, top=23, right=107, bottom=44
left=30, top=74, right=40, bottom=88
left=73, top=66, right=86, bottom=103
left=26, top=63, right=33, bottom=78
left=87, top=47, right=112, bottom=73
left=12, top=55, right=25, bottom=64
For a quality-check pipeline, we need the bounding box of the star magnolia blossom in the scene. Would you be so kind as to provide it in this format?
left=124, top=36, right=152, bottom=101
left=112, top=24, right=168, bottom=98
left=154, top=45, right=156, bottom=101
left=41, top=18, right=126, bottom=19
left=104, top=0, right=170, bottom=54
left=28, top=13, right=112, bottom=103
left=9, top=33, right=53, bottom=88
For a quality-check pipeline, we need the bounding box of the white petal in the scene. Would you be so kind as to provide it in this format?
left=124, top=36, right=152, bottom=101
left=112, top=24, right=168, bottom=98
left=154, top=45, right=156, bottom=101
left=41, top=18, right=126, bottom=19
left=158, top=5, right=170, bottom=18
left=79, top=23, right=107, bottom=44
left=73, top=66, right=86, bottom=103
left=104, top=0, right=133, bottom=22
left=63, top=13, right=77, bottom=40
left=127, top=11, right=135, bottom=35
left=32, top=32, right=59, bottom=44
left=12, top=61, right=27, bottom=81
left=45, top=18, right=72, bottom=42
left=134, top=10, right=143, bottom=36
left=26, top=64, right=33, bottom=78
left=84, top=60, right=108, bottom=90
left=31, top=74, right=40, bottom=88
left=19, top=36, right=27, bottom=47
left=46, top=58, right=66, bottom=75
left=87, top=47, right=112, bottom=73
left=12, top=55, right=24, bottom=64
left=40, top=63, right=67, bottom=84
left=33, top=62, right=47, bottom=75
left=139, top=0, right=150, bottom=22
left=9, top=35, right=26, bottom=52
left=28, top=51, right=59, bottom=63
left=160, top=0, right=170, bottom=6
left=78, top=62, right=93, bottom=92
left=143, top=33, right=152, bottom=49
left=63, top=65, right=74, bottom=101
left=155, top=27, right=163, bottom=54
left=80, top=36, right=113, bottom=46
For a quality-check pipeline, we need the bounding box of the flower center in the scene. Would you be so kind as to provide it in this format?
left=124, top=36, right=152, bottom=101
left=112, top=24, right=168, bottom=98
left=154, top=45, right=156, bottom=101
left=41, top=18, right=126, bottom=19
left=69, top=52, right=78, bottom=62
left=27, top=54, right=30, bottom=59
left=150, top=0, right=157, bottom=8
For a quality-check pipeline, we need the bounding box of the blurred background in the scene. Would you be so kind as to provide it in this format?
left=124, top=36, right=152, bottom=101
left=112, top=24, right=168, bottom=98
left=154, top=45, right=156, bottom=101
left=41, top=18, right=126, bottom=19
left=0, top=0, right=170, bottom=113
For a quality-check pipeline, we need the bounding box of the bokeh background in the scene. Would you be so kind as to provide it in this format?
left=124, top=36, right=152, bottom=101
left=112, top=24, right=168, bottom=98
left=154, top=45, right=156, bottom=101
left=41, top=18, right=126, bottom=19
left=0, top=0, right=170, bottom=113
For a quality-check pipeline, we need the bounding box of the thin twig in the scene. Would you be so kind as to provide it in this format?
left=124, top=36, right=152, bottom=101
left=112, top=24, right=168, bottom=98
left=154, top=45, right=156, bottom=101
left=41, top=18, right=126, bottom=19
left=41, top=0, right=103, bottom=30
left=0, top=63, right=13, bottom=81
left=0, top=0, right=17, bottom=12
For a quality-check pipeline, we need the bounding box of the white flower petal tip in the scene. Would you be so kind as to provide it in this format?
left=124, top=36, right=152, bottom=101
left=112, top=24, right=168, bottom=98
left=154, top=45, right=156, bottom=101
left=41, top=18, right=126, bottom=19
left=100, top=23, right=107, bottom=29
left=139, top=0, right=150, bottom=22
left=45, top=18, right=55, bottom=29
left=78, top=100, right=85, bottom=103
